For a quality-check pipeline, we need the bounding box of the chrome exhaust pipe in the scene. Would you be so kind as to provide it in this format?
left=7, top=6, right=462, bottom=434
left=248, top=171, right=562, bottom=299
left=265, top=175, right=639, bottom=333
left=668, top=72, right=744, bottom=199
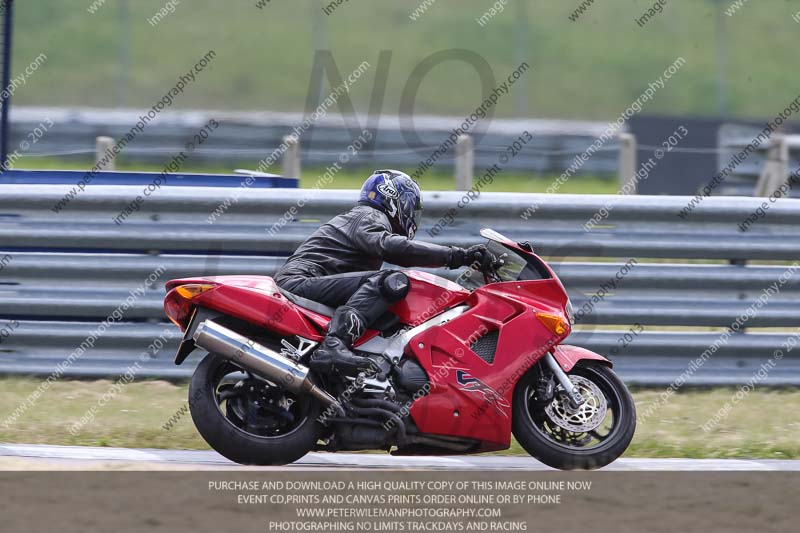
left=192, top=320, right=341, bottom=410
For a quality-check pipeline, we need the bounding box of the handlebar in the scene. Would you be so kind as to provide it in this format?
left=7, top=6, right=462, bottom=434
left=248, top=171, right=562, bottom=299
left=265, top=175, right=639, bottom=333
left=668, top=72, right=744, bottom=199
left=475, top=251, right=506, bottom=284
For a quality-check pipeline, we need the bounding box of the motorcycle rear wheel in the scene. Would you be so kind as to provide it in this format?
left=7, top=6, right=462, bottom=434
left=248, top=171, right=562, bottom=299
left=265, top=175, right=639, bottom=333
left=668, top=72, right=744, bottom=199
left=512, top=361, right=636, bottom=470
left=189, top=352, right=322, bottom=465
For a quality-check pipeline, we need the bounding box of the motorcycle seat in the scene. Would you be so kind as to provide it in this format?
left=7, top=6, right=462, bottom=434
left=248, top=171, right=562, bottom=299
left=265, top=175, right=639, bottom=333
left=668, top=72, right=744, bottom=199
left=277, top=287, right=402, bottom=333
left=277, top=287, right=336, bottom=317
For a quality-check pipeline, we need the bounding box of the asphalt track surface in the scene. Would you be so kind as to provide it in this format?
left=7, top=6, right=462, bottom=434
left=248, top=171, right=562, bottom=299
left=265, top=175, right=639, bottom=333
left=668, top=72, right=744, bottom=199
left=2, top=443, right=800, bottom=470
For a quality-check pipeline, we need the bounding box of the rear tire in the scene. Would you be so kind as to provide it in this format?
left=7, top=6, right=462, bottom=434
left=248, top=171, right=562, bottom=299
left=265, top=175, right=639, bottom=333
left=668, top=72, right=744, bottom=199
left=512, top=361, right=635, bottom=470
left=189, top=352, right=322, bottom=465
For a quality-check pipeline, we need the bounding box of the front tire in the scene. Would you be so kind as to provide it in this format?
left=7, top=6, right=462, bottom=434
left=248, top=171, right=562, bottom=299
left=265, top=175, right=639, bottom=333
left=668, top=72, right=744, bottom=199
left=512, top=361, right=635, bottom=470
left=189, top=353, right=322, bottom=465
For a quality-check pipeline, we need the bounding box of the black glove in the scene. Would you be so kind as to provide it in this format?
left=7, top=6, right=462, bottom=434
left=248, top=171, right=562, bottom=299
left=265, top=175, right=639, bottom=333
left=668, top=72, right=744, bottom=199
left=448, top=244, right=491, bottom=269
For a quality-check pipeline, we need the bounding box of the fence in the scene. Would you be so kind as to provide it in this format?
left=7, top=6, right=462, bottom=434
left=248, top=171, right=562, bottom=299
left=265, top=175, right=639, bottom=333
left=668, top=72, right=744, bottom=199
left=13, top=107, right=800, bottom=199
left=7, top=106, right=622, bottom=178
left=1, top=182, right=799, bottom=385
left=718, top=125, right=800, bottom=197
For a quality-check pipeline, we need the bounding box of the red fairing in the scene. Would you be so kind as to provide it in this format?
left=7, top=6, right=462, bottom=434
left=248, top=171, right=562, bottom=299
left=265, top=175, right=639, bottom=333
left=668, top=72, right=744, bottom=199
left=551, top=345, right=611, bottom=372
left=389, top=270, right=471, bottom=326
left=407, top=276, right=571, bottom=452
left=164, top=275, right=326, bottom=340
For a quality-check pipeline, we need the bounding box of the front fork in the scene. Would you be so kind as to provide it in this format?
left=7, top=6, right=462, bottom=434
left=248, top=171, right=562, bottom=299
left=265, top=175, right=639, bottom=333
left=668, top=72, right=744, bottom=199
left=543, top=352, right=585, bottom=408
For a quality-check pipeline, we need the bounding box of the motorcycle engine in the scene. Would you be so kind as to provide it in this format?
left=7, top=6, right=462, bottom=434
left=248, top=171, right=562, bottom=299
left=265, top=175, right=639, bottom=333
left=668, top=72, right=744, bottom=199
left=392, top=358, right=429, bottom=394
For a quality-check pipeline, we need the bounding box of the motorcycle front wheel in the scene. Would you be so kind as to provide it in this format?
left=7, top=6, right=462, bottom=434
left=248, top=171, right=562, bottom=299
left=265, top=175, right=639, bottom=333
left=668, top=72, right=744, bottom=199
left=512, top=361, right=636, bottom=470
left=188, top=352, right=322, bottom=465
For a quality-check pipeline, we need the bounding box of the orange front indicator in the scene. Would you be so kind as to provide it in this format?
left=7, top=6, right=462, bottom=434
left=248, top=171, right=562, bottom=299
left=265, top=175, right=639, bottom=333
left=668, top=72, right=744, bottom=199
left=536, top=312, right=569, bottom=336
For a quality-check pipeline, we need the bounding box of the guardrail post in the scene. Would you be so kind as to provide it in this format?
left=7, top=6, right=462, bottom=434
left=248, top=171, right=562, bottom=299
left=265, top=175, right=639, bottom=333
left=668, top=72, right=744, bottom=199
left=95, top=136, right=116, bottom=171
left=754, top=135, right=788, bottom=197
left=454, top=134, right=474, bottom=191
left=618, top=133, right=637, bottom=194
left=282, top=135, right=301, bottom=180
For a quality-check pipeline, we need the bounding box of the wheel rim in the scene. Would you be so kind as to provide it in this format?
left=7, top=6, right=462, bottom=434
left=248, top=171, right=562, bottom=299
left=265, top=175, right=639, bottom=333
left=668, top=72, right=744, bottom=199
left=524, top=367, right=623, bottom=451
left=209, top=360, right=311, bottom=439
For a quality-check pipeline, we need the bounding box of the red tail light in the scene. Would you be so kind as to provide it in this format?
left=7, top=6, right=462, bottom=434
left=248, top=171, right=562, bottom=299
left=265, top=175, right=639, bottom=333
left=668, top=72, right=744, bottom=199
left=164, top=283, right=217, bottom=330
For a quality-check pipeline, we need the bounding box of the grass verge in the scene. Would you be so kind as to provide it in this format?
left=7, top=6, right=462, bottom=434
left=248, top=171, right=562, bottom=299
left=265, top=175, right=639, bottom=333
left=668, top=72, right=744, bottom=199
left=1, top=378, right=798, bottom=459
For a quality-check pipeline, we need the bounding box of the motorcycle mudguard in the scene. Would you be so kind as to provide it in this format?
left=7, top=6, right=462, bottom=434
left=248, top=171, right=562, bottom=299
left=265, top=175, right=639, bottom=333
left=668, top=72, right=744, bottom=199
left=550, top=344, right=612, bottom=372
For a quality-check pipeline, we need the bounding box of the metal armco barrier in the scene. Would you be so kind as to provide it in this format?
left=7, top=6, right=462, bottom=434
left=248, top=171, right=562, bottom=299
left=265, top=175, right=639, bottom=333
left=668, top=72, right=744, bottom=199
left=1, top=183, right=799, bottom=385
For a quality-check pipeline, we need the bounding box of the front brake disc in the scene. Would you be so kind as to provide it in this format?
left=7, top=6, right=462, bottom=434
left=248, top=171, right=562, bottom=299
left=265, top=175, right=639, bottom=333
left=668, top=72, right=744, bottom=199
left=543, top=375, right=607, bottom=433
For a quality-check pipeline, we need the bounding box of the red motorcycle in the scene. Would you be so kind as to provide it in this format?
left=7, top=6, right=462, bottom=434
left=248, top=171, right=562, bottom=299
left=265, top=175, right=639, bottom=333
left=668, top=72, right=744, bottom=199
left=164, top=229, right=635, bottom=470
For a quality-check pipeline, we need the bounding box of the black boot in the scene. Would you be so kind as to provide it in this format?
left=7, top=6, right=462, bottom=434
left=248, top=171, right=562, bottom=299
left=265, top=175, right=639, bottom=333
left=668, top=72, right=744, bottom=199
left=310, top=306, right=376, bottom=376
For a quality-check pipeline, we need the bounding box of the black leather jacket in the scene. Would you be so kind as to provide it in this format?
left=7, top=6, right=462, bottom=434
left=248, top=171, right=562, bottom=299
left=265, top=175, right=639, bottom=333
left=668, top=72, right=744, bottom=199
left=274, top=205, right=454, bottom=284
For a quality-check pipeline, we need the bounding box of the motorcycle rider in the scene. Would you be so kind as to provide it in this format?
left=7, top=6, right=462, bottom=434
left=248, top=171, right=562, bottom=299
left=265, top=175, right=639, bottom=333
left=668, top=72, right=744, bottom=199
left=275, top=169, right=495, bottom=376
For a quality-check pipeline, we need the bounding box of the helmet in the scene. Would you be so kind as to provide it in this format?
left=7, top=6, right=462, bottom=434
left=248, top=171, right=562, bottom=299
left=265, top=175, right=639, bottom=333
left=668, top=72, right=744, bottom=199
left=359, top=170, right=422, bottom=239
